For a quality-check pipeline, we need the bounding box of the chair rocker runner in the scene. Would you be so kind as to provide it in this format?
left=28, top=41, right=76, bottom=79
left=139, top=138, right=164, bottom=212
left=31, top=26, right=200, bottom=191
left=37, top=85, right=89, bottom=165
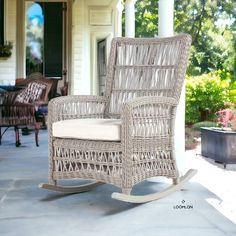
left=40, top=34, right=197, bottom=203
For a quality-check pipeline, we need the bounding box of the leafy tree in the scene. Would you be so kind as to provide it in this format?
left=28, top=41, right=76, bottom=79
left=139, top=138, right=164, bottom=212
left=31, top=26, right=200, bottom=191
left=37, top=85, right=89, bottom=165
left=231, top=20, right=236, bottom=80
left=135, top=0, right=158, bottom=37
left=175, top=0, right=236, bottom=75
left=134, top=0, right=236, bottom=76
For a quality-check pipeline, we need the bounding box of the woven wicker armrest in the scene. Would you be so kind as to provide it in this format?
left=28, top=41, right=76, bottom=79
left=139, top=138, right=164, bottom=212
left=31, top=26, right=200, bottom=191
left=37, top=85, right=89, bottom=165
left=122, top=96, right=178, bottom=109
left=120, top=96, right=179, bottom=171
left=0, top=93, right=5, bottom=105
left=0, top=90, right=20, bottom=105
left=121, top=96, right=178, bottom=124
left=121, top=95, right=177, bottom=139
left=48, top=95, right=108, bottom=123
left=0, top=103, right=36, bottom=126
left=121, top=96, right=178, bottom=138
left=121, top=95, right=178, bottom=127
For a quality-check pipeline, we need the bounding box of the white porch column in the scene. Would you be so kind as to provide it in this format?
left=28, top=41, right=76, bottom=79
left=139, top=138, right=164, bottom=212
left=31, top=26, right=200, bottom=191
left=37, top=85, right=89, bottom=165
left=158, top=0, right=174, bottom=37
left=16, top=0, right=25, bottom=79
left=114, top=1, right=124, bottom=37
left=125, top=0, right=137, bottom=37
left=158, top=0, right=186, bottom=174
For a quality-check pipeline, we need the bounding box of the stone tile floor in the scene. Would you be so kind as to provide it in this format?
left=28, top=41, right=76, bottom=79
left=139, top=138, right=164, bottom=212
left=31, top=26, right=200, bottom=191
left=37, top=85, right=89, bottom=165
left=0, top=128, right=235, bottom=236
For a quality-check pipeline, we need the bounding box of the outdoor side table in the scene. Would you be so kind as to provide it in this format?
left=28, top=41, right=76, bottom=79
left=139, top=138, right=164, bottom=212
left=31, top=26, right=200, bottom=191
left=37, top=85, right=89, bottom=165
left=201, top=127, right=236, bottom=168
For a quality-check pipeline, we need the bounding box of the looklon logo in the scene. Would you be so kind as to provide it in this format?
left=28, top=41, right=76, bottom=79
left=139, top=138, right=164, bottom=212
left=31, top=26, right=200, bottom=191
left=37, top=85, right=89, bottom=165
left=173, top=200, right=193, bottom=210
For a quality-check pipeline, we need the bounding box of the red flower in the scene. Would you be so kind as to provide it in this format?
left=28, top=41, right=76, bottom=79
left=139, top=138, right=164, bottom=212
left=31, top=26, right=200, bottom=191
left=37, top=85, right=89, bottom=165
left=216, top=109, right=236, bottom=128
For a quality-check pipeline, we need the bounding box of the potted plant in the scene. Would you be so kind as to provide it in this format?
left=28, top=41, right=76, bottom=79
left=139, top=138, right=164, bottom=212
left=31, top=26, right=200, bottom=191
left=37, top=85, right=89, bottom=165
left=201, top=108, right=236, bottom=168
left=216, top=109, right=236, bottom=131
left=0, top=41, right=13, bottom=59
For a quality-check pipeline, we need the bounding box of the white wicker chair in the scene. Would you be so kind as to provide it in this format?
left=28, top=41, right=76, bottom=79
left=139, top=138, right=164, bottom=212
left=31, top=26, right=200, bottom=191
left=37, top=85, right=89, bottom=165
left=40, top=34, right=197, bottom=203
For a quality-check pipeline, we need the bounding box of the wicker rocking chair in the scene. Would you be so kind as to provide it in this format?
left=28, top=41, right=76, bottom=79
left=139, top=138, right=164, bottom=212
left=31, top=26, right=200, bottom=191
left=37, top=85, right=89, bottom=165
left=40, top=34, right=197, bottom=203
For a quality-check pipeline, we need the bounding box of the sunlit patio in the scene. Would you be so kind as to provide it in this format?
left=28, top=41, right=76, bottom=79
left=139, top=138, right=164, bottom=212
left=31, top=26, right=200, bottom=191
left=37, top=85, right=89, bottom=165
left=0, top=0, right=235, bottom=234
left=0, top=128, right=235, bottom=236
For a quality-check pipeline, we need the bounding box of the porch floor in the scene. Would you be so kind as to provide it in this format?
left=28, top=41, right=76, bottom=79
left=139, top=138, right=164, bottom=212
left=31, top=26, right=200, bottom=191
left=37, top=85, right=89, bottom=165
left=0, top=128, right=236, bottom=236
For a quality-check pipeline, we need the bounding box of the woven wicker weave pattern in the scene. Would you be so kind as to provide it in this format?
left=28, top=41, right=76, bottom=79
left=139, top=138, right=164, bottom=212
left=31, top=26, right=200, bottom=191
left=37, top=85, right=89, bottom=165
left=46, top=34, right=192, bottom=197
left=105, top=35, right=191, bottom=117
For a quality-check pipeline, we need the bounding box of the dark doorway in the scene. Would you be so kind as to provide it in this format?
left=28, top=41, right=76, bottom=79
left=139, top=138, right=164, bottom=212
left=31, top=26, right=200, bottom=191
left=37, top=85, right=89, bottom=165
left=97, top=39, right=107, bottom=96
left=40, top=2, right=63, bottom=77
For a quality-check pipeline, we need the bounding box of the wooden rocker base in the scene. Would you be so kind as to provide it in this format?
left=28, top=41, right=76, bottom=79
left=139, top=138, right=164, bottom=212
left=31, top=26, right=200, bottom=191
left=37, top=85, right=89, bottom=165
left=39, top=181, right=104, bottom=194
left=111, top=169, right=197, bottom=204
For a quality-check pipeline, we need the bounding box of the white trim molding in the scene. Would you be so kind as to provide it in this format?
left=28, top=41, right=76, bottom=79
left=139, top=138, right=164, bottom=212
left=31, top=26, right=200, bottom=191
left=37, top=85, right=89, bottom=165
left=90, top=32, right=113, bottom=95
left=89, top=9, right=112, bottom=26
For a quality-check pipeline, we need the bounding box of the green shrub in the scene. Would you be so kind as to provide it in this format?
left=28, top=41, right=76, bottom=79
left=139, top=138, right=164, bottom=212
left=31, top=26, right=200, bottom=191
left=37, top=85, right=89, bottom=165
left=192, top=121, right=217, bottom=131
left=217, top=70, right=236, bottom=105
left=228, top=80, right=236, bottom=104
left=216, top=69, right=232, bottom=81
left=186, top=72, right=230, bottom=124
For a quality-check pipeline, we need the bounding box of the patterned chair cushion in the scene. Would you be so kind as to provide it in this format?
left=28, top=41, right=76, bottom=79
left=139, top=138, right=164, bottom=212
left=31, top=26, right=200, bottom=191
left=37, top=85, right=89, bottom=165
left=15, top=82, right=47, bottom=104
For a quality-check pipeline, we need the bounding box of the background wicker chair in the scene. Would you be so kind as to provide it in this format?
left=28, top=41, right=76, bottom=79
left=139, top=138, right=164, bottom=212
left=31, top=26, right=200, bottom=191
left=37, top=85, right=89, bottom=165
left=40, top=34, right=197, bottom=203
left=0, top=72, right=53, bottom=147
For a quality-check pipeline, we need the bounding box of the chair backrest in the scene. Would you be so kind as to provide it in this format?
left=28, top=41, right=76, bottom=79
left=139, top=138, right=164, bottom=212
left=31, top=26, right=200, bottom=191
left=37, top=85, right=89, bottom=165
left=104, top=34, right=192, bottom=118
left=17, top=72, right=54, bottom=103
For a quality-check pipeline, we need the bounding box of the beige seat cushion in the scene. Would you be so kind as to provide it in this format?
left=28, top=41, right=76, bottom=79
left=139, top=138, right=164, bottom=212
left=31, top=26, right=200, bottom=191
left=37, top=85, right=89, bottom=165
left=53, top=118, right=121, bottom=141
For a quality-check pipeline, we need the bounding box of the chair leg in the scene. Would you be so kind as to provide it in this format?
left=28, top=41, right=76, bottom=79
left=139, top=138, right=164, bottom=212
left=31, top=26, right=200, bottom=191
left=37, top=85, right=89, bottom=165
left=173, top=177, right=180, bottom=185
left=14, top=126, right=21, bottom=147
left=122, top=188, right=131, bottom=195
left=41, top=113, right=47, bottom=130
left=35, top=126, right=39, bottom=147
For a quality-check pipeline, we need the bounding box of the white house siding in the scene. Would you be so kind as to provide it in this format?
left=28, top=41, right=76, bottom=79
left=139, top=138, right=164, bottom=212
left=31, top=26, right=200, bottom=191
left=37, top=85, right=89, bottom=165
left=0, top=0, right=121, bottom=94
left=72, top=0, right=87, bottom=95
left=71, top=0, right=120, bottom=95
left=0, top=0, right=16, bottom=86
